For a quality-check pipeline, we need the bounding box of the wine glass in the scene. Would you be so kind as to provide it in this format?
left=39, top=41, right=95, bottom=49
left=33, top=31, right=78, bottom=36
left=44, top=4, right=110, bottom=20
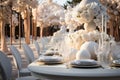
left=94, top=42, right=111, bottom=68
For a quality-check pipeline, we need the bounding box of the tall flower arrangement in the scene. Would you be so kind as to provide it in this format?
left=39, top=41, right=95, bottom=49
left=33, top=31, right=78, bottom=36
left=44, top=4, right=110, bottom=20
left=0, top=0, right=13, bottom=52
left=12, top=0, right=39, bottom=44
left=33, top=0, right=65, bottom=37
left=64, top=0, right=109, bottom=50
left=72, top=0, right=108, bottom=30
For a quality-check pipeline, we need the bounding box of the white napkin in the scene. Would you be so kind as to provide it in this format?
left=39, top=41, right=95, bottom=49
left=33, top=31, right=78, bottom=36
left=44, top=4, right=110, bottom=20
left=71, top=59, right=98, bottom=66
left=38, top=56, right=62, bottom=62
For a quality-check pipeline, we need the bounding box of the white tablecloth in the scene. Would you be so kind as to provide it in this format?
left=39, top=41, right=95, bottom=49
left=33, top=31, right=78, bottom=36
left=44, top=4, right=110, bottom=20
left=28, top=61, right=120, bottom=80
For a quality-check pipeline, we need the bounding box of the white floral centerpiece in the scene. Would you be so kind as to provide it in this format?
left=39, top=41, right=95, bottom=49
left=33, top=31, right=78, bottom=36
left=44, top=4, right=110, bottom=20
left=72, top=0, right=109, bottom=32
left=65, top=0, right=107, bottom=49
left=64, top=0, right=110, bottom=60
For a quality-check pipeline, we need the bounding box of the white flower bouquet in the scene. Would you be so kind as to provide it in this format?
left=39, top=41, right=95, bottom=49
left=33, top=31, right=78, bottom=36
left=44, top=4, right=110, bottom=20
left=73, top=0, right=109, bottom=28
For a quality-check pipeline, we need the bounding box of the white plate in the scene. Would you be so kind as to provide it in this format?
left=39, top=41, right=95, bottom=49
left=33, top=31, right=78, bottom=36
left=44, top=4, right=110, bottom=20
left=71, top=64, right=101, bottom=68
left=111, top=60, right=120, bottom=67
left=70, top=59, right=101, bottom=68
left=38, top=56, right=63, bottom=64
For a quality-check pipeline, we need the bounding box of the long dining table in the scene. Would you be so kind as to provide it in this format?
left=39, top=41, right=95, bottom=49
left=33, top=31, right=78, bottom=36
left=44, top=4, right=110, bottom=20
left=28, top=60, right=120, bottom=80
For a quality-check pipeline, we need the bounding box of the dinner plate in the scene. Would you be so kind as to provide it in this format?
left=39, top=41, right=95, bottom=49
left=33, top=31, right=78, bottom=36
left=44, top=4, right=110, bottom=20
left=42, top=61, right=63, bottom=65
left=71, top=64, right=101, bottom=68
left=38, top=56, right=63, bottom=64
left=70, top=59, right=101, bottom=68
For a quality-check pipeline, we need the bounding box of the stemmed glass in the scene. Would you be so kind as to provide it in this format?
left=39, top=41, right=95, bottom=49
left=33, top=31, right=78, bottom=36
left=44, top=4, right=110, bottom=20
left=52, top=35, right=73, bottom=68
left=58, top=39, right=73, bottom=68
left=94, top=41, right=111, bottom=68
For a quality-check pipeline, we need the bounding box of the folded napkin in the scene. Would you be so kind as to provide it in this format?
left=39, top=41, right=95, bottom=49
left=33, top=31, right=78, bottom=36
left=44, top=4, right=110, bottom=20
left=38, top=56, right=63, bottom=63
left=70, top=59, right=98, bottom=66
left=44, top=49, right=61, bottom=56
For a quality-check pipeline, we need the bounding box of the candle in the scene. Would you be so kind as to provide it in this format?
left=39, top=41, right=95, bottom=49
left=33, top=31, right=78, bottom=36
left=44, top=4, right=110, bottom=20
left=105, top=16, right=107, bottom=34
left=102, top=14, right=104, bottom=33
left=101, top=13, right=104, bottom=47
left=99, top=38, right=101, bottom=49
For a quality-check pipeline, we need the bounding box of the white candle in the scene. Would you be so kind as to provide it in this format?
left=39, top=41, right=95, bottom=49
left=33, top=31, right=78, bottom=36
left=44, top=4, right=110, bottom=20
left=98, top=39, right=100, bottom=49
left=105, top=16, right=107, bottom=34
left=101, top=13, right=104, bottom=47
left=102, top=14, right=104, bottom=33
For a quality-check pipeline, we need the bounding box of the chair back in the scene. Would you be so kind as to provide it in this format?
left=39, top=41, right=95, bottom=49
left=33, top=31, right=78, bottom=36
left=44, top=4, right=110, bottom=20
left=34, top=41, right=41, bottom=55
left=0, top=51, right=12, bottom=80
left=22, top=44, right=35, bottom=63
left=9, top=45, right=22, bottom=70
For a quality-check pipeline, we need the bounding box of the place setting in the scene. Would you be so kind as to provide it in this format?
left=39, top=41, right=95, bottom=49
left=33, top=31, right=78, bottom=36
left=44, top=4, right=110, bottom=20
left=64, top=58, right=120, bottom=69
left=110, top=59, right=120, bottom=68
left=69, top=59, right=101, bottom=68
left=42, top=48, right=62, bottom=56
left=37, top=56, right=63, bottom=65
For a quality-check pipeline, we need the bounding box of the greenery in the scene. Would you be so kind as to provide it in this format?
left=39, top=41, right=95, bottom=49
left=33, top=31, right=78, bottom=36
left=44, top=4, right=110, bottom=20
left=64, top=0, right=82, bottom=9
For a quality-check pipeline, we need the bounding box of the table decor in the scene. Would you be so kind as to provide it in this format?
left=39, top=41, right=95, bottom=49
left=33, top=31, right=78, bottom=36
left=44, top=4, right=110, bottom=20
left=111, top=59, right=120, bottom=67
left=38, top=56, right=63, bottom=65
left=69, top=59, right=101, bottom=68
left=44, top=48, right=61, bottom=56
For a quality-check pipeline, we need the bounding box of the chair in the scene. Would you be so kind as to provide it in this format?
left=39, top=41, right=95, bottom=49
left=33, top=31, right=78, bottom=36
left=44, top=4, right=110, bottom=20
left=9, top=45, right=31, bottom=77
left=0, top=51, right=12, bottom=80
left=40, top=37, right=49, bottom=50
left=0, top=51, right=39, bottom=80
left=34, top=41, right=41, bottom=55
left=22, top=43, right=35, bottom=64
left=0, top=65, right=3, bottom=80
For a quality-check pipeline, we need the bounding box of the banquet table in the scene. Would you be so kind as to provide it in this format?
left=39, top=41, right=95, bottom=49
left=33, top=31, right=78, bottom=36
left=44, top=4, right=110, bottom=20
left=28, top=61, right=120, bottom=80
